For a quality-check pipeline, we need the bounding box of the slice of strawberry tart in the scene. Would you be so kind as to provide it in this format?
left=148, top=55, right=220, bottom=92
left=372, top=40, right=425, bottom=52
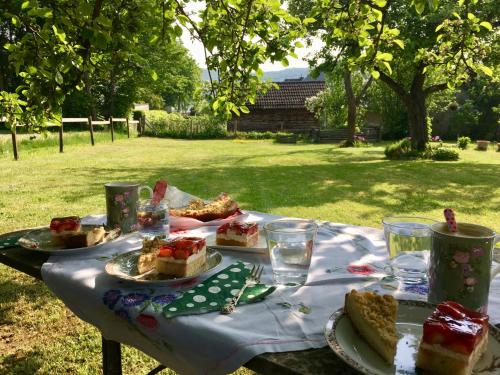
left=416, top=301, right=489, bottom=375
left=50, top=216, right=82, bottom=245
left=216, top=222, right=259, bottom=247
left=154, top=237, right=207, bottom=277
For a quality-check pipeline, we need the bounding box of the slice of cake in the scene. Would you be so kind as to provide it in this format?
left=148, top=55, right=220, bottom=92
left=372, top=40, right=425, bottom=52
left=137, top=237, right=207, bottom=278
left=344, top=290, right=398, bottom=364
left=59, top=227, right=106, bottom=249
left=155, top=237, right=206, bottom=277
left=416, top=301, right=489, bottom=375
left=137, top=237, right=163, bottom=274
left=216, top=222, right=259, bottom=247
left=50, top=216, right=82, bottom=245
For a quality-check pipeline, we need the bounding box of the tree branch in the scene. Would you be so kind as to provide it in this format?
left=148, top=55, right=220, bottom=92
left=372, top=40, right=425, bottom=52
left=376, top=68, right=410, bottom=104
left=424, top=83, right=448, bottom=96
left=355, top=75, right=373, bottom=105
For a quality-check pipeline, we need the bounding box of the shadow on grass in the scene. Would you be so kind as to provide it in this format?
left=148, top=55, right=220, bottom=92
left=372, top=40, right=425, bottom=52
left=0, top=278, right=50, bottom=324
left=57, top=156, right=500, bottom=218
left=1, top=350, right=45, bottom=374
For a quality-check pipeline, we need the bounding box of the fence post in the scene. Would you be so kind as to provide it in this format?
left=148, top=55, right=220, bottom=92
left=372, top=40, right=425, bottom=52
left=110, top=117, right=114, bottom=142
left=126, top=118, right=130, bottom=138
left=88, top=116, right=95, bottom=146
left=140, top=114, right=145, bottom=136
left=59, top=122, right=64, bottom=153
left=11, top=125, right=18, bottom=161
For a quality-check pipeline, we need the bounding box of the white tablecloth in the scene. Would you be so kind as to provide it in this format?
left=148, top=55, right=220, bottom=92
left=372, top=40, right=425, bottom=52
left=41, top=212, right=500, bottom=375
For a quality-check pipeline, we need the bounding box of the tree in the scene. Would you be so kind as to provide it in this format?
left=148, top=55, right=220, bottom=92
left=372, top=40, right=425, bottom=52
left=304, top=0, right=494, bottom=150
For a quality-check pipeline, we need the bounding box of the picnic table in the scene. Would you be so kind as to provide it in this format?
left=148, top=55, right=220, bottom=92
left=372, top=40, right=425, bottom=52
left=1, top=212, right=499, bottom=375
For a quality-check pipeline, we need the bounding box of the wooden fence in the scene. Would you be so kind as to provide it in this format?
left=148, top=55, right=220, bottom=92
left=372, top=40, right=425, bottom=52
left=0, top=116, right=142, bottom=160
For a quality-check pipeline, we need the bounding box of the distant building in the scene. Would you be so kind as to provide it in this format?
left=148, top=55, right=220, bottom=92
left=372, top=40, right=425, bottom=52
left=134, top=103, right=150, bottom=111
left=229, top=81, right=325, bottom=133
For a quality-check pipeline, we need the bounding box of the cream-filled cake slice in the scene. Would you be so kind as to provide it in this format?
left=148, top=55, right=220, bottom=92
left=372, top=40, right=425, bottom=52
left=416, top=301, right=489, bottom=375
left=155, top=237, right=207, bottom=277
left=216, top=222, right=259, bottom=247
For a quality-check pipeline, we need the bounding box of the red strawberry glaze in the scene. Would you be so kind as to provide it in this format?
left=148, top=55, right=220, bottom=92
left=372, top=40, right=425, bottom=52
left=157, top=237, right=206, bottom=259
left=217, top=222, right=258, bottom=235
left=422, top=301, right=489, bottom=354
left=50, top=216, right=81, bottom=232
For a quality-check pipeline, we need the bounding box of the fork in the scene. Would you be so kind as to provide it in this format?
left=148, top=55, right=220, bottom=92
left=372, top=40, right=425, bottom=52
left=220, top=264, right=263, bottom=315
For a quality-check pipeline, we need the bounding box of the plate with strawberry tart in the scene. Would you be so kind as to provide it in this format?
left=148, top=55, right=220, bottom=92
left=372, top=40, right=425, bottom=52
left=17, top=216, right=121, bottom=254
left=105, top=236, right=223, bottom=285
left=325, top=291, right=500, bottom=375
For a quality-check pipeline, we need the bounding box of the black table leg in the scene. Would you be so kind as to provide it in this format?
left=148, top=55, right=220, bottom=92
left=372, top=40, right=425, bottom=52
left=102, top=337, right=122, bottom=375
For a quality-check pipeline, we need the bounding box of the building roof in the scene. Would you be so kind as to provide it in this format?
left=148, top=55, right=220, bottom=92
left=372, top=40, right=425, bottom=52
left=249, top=81, right=325, bottom=110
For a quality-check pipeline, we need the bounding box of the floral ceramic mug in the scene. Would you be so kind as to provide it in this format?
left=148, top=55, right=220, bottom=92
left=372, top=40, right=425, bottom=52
left=428, top=222, right=500, bottom=312
left=104, top=182, right=152, bottom=233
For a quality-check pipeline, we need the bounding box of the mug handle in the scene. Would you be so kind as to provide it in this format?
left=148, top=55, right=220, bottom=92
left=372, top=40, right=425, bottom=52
left=138, top=185, right=153, bottom=200
left=492, top=235, right=500, bottom=279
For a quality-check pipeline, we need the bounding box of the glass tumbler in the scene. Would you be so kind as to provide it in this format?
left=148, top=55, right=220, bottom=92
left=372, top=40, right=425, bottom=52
left=264, top=219, right=318, bottom=286
left=382, top=216, right=437, bottom=284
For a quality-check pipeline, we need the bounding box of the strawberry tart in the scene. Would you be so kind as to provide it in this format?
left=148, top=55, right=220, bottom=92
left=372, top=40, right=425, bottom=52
left=50, top=216, right=105, bottom=248
left=50, top=216, right=82, bottom=245
left=416, top=301, right=489, bottom=375
left=216, top=222, right=259, bottom=247
left=138, top=237, right=207, bottom=277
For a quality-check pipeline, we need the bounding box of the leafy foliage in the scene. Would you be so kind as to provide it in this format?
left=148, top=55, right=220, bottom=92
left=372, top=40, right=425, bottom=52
left=144, top=110, right=226, bottom=139
left=384, top=138, right=415, bottom=159
left=430, top=147, right=459, bottom=161
left=457, top=136, right=472, bottom=149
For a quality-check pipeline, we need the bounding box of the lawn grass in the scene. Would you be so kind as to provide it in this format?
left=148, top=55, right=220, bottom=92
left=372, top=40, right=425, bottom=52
left=0, top=137, right=499, bottom=374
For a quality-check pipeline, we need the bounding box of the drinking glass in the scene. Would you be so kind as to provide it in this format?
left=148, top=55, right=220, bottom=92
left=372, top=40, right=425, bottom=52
left=382, top=216, right=437, bottom=284
left=136, top=197, right=170, bottom=239
left=264, top=219, right=318, bottom=286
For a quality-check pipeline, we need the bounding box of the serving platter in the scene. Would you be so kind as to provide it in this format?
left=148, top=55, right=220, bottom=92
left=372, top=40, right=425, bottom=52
left=105, top=247, right=223, bottom=285
left=17, top=225, right=121, bottom=255
left=324, top=299, right=500, bottom=375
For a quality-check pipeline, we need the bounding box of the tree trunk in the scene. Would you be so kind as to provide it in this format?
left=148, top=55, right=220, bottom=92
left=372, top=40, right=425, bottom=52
left=343, top=70, right=357, bottom=146
left=377, top=66, right=429, bottom=151
left=406, top=92, right=428, bottom=151
left=83, top=70, right=97, bottom=120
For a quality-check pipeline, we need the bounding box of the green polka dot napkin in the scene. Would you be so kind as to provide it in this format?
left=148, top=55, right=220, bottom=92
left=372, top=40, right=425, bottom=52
left=0, top=234, right=22, bottom=249
left=163, top=261, right=276, bottom=318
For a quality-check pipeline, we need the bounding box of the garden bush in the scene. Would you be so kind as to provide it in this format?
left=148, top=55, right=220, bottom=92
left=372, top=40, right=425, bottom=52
left=431, top=147, right=460, bottom=161
left=144, top=111, right=226, bottom=139
left=457, top=136, right=471, bottom=150
left=384, top=138, right=417, bottom=159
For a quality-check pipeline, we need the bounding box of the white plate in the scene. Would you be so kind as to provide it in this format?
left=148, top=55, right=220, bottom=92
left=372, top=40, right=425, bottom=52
left=205, top=229, right=268, bottom=254
left=105, top=248, right=223, bottom=286
left=324, top=300, right=500, bottom=375
left=17, top=225, right=121, bottom=255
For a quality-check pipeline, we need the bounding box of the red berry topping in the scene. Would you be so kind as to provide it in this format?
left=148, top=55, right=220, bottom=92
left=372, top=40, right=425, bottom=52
left=173, top=249, right=190, bottom=260
left=158, top=245, right=174, bottom=257
left=217, top=222, right=258, bottom=235
left=50, top=216, right=81, bottom=232
left=422, top=301, right=489, bottom=355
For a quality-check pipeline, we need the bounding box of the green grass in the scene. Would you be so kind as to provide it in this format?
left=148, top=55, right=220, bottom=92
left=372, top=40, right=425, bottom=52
left=1, top=137, right=499, bottom=374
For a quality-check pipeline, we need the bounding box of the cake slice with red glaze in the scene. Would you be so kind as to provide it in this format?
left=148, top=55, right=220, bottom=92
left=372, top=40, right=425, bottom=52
left=216, top=222, right=259, bottom=247
left=416, top=301, right=489, bottom=375
left=50, top=216, right=82, bottom=245
left=155, top=237, right=207, bottom=277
